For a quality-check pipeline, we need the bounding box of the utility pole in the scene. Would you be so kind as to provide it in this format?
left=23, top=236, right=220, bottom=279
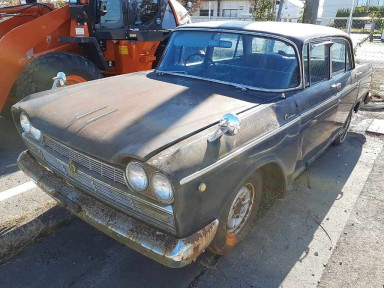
left=302, top=0, right=320, bottom=24
left=346, top=0, right=356, bottom=34
left=276, top=0, right=285, bottom=21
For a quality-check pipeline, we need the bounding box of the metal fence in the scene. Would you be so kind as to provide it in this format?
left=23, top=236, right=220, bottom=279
left=191, top=16, right=384, bottom=34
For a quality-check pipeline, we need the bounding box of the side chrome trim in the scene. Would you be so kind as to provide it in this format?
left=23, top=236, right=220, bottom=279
left=180, top=85, right=352, bottom=186
left=179, top=116, right=301, bottom=185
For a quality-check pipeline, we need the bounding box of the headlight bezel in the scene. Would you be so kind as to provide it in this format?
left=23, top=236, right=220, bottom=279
left=125, top=161, right=149, bottom=192
left=151, top=172, right=174, bottom=204
left=125, top=161, right=174, bottom=205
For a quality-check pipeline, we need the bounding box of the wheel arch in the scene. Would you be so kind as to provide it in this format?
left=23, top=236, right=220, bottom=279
left=237, top=155, right=287, bottom=202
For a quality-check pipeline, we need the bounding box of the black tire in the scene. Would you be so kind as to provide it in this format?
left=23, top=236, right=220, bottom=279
left=15, top=52, right=102, bottom=100
left=333, top=111, right=352, bottom=146
left=209, top=172, right=263, bottom=255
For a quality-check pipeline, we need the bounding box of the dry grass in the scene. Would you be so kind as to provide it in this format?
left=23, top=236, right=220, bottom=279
left=0, top=218, right=57, bottom=265
left=371, top=71, right=384, bottom=99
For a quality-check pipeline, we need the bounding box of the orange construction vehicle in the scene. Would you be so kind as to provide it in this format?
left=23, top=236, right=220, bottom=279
left=0, top=0, right=190, bottom=115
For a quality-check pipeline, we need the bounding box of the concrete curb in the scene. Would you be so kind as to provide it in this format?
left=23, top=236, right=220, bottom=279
left=360, top=102, right=384, bottom=111
left=0, top=206, right=73, bottom=264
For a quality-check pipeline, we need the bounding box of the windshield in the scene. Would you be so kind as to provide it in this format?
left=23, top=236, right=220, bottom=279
left=158, top=31, right=300, bottom=90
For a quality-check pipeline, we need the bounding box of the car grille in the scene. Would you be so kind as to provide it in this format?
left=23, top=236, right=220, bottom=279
left=44, top=136, right=127, bottom=186
left=23, top=134, right=175, bottom=232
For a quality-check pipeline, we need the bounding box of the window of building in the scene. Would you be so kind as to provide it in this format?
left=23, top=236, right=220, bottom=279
left=222, top=9, right=238, bottom=17
left=200, top=9, right=213, bottom=16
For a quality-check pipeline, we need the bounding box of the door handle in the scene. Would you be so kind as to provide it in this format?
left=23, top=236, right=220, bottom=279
left=331, top=83, right=341, bottom=89
left=337, top=98, right=342, bottom=102
left=355, top=72, right=362, bottom=78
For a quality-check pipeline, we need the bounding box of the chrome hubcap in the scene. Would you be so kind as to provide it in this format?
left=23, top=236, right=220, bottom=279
left=227, top=183, right=255, bottom=234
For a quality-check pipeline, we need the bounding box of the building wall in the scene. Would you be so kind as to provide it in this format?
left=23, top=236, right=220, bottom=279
left=278, top=0, right=304, bottom=19
left=193, top=0, right=253, bottom=18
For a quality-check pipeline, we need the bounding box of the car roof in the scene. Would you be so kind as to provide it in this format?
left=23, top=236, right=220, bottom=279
left=177, top=21, right=350, bottom=45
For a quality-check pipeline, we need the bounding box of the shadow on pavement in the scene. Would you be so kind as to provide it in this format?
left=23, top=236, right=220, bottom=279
left=0, top=116, right=25, bottom=176
left=0, top=132, right=366, bottom=288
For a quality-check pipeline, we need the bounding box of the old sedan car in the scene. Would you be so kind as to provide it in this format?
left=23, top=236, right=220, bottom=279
left=13, top=21, right=372, bottom=268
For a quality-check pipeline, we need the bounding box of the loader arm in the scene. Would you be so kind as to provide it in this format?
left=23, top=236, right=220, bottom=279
left=0, top=5, right=73, bottom=112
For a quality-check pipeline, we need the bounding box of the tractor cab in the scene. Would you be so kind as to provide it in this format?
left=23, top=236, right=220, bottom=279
left=65, top=0, right=191, bottom=73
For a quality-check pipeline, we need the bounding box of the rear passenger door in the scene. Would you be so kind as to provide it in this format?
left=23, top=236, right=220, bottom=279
left=331, top=38, right=358, bottom=129
left=293, top=41, right=340, bottom=166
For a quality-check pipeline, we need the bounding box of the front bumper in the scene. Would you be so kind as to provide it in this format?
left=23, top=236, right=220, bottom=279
left=17, top=151, right=218, bottom=268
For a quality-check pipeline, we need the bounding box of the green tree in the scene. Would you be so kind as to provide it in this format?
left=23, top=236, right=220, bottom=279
left=252, top=0, right=275, bottom=21
left=176, top=0, right=202, bottom=14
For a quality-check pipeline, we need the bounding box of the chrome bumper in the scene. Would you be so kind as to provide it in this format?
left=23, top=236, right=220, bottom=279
left=17, top=151, right=218, bottom=268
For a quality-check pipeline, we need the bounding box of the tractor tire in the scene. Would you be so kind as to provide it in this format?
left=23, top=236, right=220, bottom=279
left=15, top=52, right=102, bottom=100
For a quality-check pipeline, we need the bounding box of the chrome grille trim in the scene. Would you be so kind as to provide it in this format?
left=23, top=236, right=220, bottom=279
left=43, top=136, right=127, bottom=186
left=23, top=135, right=175, bottom=232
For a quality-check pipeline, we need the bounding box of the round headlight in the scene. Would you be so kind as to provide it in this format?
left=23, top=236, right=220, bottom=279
left=152, top=173, right=173, bottom=203
left=20, top=113, right=31, bottom=134
left=126, top=162, right=148, bottom=192
left=30, top=126, right=42, bottom=142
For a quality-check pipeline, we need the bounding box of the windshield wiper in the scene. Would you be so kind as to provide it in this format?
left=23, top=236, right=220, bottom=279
left=156, top=70, right=261, bottom=92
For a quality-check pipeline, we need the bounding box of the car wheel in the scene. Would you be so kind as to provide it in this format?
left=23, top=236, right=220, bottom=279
left=209, top=173, right=263, bottom=255
left=333, top=111, right=352, bottom=146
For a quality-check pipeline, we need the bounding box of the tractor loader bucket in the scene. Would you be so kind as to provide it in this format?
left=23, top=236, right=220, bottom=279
left=0, top=6, right=72, bottom=112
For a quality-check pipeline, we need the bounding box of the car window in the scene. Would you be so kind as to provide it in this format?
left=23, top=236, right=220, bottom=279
left=252, top=38, right=266, bottom=53
left=251, top=38, right=296, bottom=56
left=310, top=44, right=330, bottom=85
left=212, top=34, right=243, bottom=61
left=331, top=39, right=346, bottom=76
left=159, top=31, right=300, bottom=90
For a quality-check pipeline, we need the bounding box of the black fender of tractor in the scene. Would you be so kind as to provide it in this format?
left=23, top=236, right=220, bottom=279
left=58, top=36, right=109, bottom=71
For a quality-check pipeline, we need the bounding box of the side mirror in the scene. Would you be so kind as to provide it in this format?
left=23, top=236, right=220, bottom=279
left=208, top=114, right=241, bottom=142
left=51, top=72, right=66, bottom=90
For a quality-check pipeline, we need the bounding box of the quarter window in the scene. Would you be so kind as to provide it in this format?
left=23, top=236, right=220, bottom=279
left=346, top=44, right=352, bottom=70
left=310, top=44, right=330, bottom=85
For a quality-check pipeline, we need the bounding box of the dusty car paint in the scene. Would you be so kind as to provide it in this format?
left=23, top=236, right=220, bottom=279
left=13, top=21, right=372, bottom=266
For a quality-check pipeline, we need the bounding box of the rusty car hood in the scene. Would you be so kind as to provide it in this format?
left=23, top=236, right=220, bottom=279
left=15, top=71, right=268, bottom=164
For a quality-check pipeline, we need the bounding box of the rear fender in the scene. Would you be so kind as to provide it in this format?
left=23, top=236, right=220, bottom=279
left=0, top=6, right=71, bottom=112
